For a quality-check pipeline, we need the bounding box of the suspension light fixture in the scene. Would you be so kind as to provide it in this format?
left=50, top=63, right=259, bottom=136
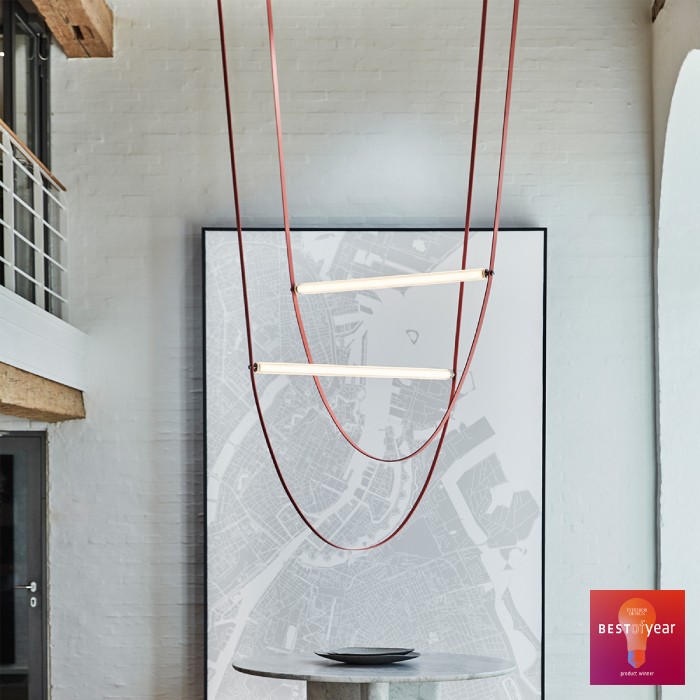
left=216, top=0, right=521, bottom=550
left=253, top=362, right=455, bottom=381
left=294, top=268, right=489, bottom=296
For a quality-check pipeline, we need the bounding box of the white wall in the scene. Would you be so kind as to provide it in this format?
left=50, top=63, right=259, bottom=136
left=0, top=286, right=88, bottom=390
left=652, top=2, right=700, bottom=697
left=651, top=0, right=700, bottom=202
left=656, top=51, right=700, bottom=698
left=41, top=0, right=656, bottom=698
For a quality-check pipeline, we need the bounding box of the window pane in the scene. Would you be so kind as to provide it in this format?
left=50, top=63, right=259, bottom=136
left=14, top=200, right=34, bottom=242
left=44, top=259, right=62, bottom=296
left=44, top=226, right=63, bottom=263
left=13, top=149, right=34, bottom=207
left=0, top=3, right=5, bottom=123
left=42, top=181, right=60, bottom=227
left=14, top=18, right=36, bottom=153
left=14, top=271, right=34, bottom=303
left=0, top=151, right=4, bottom=224
left=14, top=236, right=34, bottom=278
left=0, top=454, right=31, bottom=700
left=44, top=292, right=64, bottom=319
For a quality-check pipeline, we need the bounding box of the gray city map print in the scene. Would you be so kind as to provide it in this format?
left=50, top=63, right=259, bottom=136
left=205, top=229, right=544, bottom=699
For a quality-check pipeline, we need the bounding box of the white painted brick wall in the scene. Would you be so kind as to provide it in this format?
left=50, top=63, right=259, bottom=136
left=653, top=3, right=700, bottom=698
left=41, top=0, right=656, bottom=697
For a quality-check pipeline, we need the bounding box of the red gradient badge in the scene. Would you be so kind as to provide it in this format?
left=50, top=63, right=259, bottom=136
left=590, top=590, right=685, bottom=685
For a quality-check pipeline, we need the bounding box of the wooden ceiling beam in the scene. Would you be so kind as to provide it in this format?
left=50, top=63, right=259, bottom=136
left=652, top=0, right=667, bottom=22
left=32, top=0, right=113, bottom=58
left=0, top=362, right=86, bottom=422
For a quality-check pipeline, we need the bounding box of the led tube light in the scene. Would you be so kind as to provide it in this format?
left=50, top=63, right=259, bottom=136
left=294, top=268, right=488, bottom=295
left=253, top=362, right=455, bottom=381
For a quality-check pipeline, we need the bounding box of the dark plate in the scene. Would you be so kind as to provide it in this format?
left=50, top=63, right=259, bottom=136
left=327, top=647, right=414, bottom=656
left=315, top=651, right=421, bottom=665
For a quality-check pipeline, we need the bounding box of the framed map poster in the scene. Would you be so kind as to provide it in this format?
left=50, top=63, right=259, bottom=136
left=204, top=228, right=545, bottom=699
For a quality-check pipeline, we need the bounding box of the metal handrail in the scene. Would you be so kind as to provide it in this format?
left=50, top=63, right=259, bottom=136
left=0, top=118, right=69, bottom=319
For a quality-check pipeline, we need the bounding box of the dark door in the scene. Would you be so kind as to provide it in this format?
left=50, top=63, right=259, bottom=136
left=0, top=434, right=46, bottom=700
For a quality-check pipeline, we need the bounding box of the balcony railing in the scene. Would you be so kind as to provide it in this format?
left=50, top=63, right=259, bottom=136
left=0, top=118, right=68, bottom=320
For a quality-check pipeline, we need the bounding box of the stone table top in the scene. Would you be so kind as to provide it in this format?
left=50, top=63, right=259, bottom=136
left=232, top=652, right=516, bottom=684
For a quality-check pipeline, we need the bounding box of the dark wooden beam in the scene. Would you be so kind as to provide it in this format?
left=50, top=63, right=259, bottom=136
left=0, top=362, right=86, bottom=422
left=32, top=0, right=113, bottom=58
left=652, top=0, right=667, bottom=22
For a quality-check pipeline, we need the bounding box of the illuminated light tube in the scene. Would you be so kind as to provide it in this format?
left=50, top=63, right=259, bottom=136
left=253, top=362, right=455, bottom=381
left=294, top=268, right=489, bottom=295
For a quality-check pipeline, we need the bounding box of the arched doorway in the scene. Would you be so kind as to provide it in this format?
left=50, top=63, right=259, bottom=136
left=657, top=49, right=700, bottom=698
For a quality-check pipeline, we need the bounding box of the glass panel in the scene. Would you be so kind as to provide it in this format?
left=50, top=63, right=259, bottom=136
left=44, top=292, right=63, bottom=319
left=1, top=226, right=8, bottom=291
left=0, top=453, right=30, bottom=700
left=13, top=150, right=34, bottom=207
left=14, top=16, right=36, bottom=154
left=0, top=151, right=4, bottom=224
left=43, top=227, right=63, bottom=263
left=13, top=201, right=33, bottom=243
left=0, top=3, right=5, bottom=123
left=43, top=181, right=64, bottom=313
left=44, top=259, right=62, bottom=296
left=14, top=233, right=35, bottom=303
left=14, top=237, right=33, bottom=278
left=42, top=183, right=60, bottom=229
left=14, top=273, right=34, bottom=304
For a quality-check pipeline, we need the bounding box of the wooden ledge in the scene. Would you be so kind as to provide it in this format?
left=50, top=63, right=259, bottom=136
left=0, top=362, right=85, bottom=422
left=33, top=0, right=113, bottom=58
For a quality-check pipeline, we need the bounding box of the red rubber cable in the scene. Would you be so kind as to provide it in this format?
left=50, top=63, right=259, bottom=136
left=451, top=0, right=489, bottom=391
left=216, top=0, right=520, bottom=549
left=264, top=0, right=495, bottom=463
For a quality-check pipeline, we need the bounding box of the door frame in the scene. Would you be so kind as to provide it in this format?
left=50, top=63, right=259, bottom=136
left=0, top=430, right=47, bottom=700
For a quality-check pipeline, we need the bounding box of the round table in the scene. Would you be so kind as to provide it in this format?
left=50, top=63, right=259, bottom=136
left=233, top=652, right=516, bottom=699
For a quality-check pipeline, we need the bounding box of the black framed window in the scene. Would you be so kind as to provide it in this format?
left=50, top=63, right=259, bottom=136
left=0, top=2, right=51, bottom=166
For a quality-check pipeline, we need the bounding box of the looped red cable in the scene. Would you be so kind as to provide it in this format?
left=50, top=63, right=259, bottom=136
left=266, top=0, right=490, bottom=463
left=216, top=0, right=520, bottom=549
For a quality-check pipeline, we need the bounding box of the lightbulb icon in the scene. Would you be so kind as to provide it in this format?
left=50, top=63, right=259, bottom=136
left=618, top=597, right=656, bottom=669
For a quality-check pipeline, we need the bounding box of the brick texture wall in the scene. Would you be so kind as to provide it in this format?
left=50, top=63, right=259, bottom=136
left=39, top=0, right=656, bottom=697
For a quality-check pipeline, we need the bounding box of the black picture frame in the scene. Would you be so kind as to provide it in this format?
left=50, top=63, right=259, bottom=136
left=202, top=226, right=547, bottom=699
